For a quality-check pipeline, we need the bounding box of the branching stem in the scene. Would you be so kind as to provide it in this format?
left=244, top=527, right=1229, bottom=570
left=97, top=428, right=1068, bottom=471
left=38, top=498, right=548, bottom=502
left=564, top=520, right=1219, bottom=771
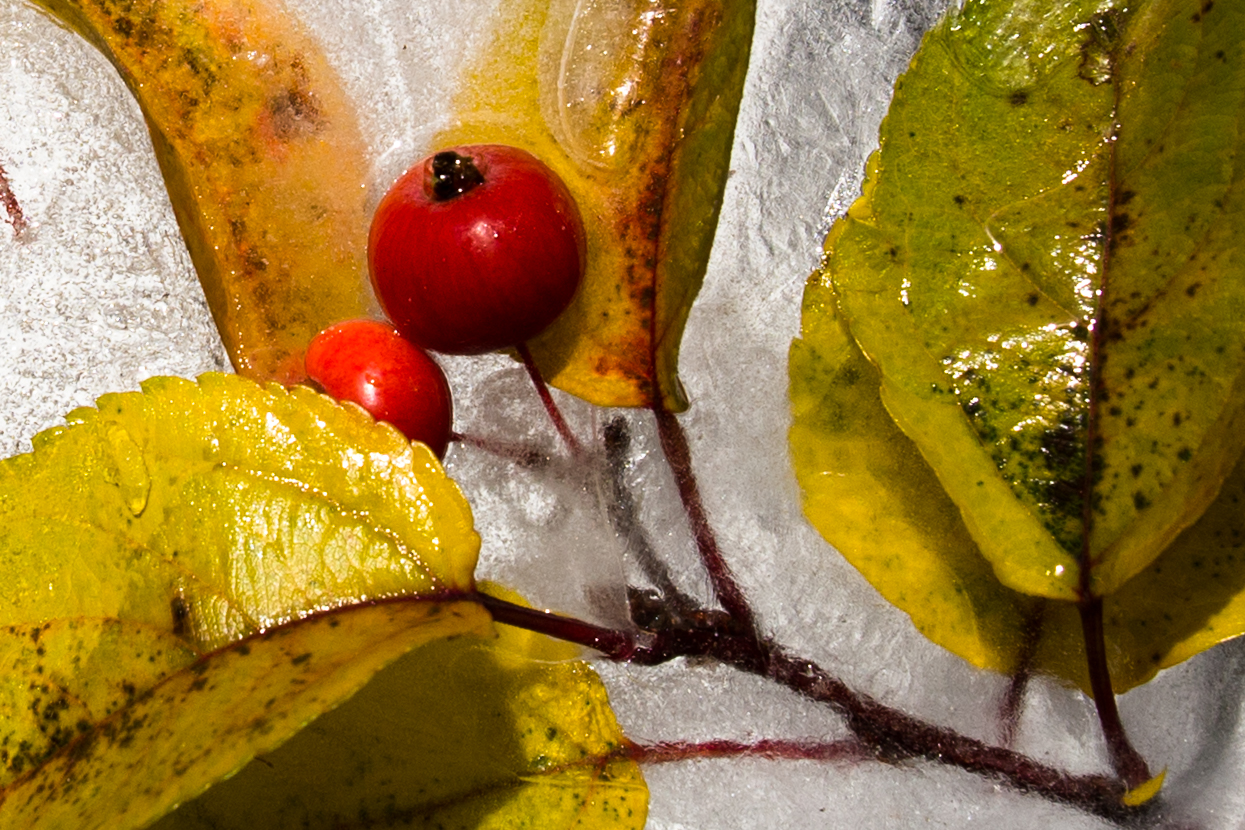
left=476, top=591, right=1139, bottom=822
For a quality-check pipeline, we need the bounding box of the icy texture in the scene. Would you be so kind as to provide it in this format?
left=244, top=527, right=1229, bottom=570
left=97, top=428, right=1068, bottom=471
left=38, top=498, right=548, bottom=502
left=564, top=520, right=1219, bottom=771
left=4, top=0, right=1245, bottom=826
left=0, top=1, right=229, bottom=457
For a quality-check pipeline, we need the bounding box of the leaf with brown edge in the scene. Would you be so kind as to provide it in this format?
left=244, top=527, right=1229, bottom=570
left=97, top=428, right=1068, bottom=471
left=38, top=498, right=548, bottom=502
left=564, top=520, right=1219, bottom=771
left=432, top=0, right=755, bottom=410
left=31, top=0, right=377, bottom=384
left=151, top=585, right=647, bottom=830
left=0, top=373, right=487, bottom=827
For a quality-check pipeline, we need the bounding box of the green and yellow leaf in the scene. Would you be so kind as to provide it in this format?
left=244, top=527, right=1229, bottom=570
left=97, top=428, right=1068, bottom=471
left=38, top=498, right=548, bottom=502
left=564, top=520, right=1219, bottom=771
left=0, top=374, right=487, bottom=828
left=791, top=0, right=1245, bottom=689
left=435, top=0, right=755, bottom=410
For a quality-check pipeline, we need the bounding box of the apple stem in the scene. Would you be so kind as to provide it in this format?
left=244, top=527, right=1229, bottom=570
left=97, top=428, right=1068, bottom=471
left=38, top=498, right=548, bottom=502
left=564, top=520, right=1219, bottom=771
left=651, top=403, right=757, bottom=635
left=1080, top=597, right=1152, bottom=788
left=516, top=342, right=584, bottom=457
left=0, top=161, right=27, bottom=237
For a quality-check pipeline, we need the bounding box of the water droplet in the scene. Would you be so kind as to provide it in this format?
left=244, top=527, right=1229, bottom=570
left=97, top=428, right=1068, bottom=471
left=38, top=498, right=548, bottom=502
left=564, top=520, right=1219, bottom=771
left=105, top=424, right=151, bottom=517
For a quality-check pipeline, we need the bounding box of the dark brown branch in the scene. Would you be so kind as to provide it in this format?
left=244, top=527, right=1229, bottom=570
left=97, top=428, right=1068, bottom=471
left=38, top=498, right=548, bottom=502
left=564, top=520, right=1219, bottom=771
left=477, top=591, right=1141, bottom=822
left=998, top=601, right=1045, bottom=748
left=603, top=417, right=701, bottom=614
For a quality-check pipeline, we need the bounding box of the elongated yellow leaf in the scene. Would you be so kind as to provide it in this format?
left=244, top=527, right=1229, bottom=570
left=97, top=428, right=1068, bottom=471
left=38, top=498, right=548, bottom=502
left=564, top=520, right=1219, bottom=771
left=153, top=586, right=647, bottom=830
left=434, top=0, right=755, bottom=410
left=2, top=601, right=490, bottom=830
left=31, top=0, right=377, bottom=384
left=0, top=374, right=486, bottom=827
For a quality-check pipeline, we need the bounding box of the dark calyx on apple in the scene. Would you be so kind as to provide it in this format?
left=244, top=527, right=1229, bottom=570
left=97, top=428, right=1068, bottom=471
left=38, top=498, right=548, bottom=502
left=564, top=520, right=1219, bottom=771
left=369, top=144, right=587, bottom=355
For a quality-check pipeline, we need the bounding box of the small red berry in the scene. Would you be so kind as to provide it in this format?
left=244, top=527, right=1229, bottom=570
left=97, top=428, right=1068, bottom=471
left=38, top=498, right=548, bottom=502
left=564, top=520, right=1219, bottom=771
left=368, top=144, right=586, bottom=355
left=305, top=319, right=453, bottom=458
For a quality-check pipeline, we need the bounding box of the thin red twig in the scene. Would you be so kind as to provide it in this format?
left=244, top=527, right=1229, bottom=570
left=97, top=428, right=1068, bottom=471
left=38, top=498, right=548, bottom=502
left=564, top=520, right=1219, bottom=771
left=651, top=404, right=756, bottom=634
left=516, top=342, right=584, bottom=457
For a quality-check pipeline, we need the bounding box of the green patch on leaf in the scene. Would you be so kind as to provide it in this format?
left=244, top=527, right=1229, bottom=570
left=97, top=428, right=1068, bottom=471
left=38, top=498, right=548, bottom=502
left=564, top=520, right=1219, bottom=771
left=791, top=0, right=1245, bottom=689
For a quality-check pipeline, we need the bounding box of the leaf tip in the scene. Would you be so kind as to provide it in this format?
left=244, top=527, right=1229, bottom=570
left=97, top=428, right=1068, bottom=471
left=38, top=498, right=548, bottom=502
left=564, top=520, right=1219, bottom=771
left=1121, top=768, right=1165, bottom=807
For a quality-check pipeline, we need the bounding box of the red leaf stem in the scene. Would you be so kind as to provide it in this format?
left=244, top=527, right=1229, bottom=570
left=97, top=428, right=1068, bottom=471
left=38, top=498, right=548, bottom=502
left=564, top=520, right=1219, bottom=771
left=517, top=342, right=584, bottom=457
left=651, top=404, right=756, bottom=634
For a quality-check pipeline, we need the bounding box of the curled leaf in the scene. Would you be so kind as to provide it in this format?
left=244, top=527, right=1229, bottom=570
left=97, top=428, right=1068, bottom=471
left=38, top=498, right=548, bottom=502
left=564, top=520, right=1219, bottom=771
left=433, top=0, right=755, bottom=410
left=32, top=0, right=377, bottom=383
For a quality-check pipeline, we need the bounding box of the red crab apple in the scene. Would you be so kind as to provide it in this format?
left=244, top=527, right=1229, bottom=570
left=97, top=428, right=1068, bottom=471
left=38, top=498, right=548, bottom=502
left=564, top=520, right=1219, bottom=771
left=304, top=319, right=453, bottom=458
left=368, top=144, right=587, bottom=355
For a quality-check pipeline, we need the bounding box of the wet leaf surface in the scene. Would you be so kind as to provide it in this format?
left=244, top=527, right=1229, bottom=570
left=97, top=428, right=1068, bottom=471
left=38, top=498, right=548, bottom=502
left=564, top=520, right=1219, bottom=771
left=0, top=374, right=488, bottom=826
left=154, top=586, right=647, bottom=830
left=791, top=0, right=1245, bottom=688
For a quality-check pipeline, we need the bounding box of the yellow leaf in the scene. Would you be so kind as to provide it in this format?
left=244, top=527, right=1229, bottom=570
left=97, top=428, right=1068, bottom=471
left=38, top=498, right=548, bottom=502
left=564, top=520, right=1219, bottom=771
left=791, top=0, right=1245, bottom=689
left=153, top=586, right=647, bottom=830
left=0, top=600, right=490, bottom=830
left=0, top=374, right=487, bottom=827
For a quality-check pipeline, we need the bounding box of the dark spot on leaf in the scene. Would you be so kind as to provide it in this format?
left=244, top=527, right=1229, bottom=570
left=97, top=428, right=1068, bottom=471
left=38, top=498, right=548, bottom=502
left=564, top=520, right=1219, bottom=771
left=1117, top=190, right=1135, bottom=206
left=1173, top=412, right=1183, bottom=427
left=1131, top=464, right=1143, bottom=478
left=1025, top=292, right=1039, bottom=306
left=171, top=594, right=191, bottom=638
left=291, top=652, right=313, bottom=666
left=1186, top=282, right=1202, bottom=297
left=190, top=676, right=208, bottom=692
left=1178, top=447, right=1193, bottom=462
left=1133, top=491, right=1151, bottom=511
left=1008, top=90, right=1029, bottom=106
left=953, top=195, right=966, bottom=206
left=267, top=87, right=323, bottom=141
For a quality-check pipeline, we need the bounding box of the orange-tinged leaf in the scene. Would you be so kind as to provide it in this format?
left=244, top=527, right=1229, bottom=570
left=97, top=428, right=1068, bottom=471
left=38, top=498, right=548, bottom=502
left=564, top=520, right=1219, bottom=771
left=433, top=0, right=755, bottom=410
left=32, top=0, right=377, bottom=384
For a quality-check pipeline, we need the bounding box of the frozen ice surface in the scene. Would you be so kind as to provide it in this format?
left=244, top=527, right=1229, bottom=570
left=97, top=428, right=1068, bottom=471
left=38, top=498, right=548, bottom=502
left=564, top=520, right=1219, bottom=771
left=0, top=0, right=229, bottom=457
left=4, top=0, right=1245, bottom=827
